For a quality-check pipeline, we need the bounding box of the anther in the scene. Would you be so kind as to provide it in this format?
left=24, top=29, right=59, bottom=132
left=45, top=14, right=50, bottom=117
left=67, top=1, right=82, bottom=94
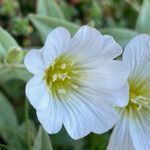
left=53, top=74, right=57, bottom=82
left=58, top=73, right=68, bottom=81
left=61, top=63, right=66, bottom=69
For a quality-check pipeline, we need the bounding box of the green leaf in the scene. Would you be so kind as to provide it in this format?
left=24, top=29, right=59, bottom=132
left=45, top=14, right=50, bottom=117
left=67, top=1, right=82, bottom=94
left=0, top=27, right=19, bottom=60
left=136, top=0, right=150, bottom=33
left=101, top=28, right=139, bottom=48
left=0, top=91, right=18, bottom=128
left=51, top=128, right=85, bottom=149
left=86, top=132, right=110, bottom=150
left=0, top=91, right=18, bottom=140
left=28, top=14, right=79, bottom=42
left=37, top=0, right=65, bottom=19
left=0, top=95, right=35, bottom=150
left=33, top=126, right=53, bottom=150
left=8, top=136, right=28, bottom=150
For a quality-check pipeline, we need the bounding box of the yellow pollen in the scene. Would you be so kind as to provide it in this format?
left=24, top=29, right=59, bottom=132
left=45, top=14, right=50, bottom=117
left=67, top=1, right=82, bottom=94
left=53, top=74, right=57, bottom=82
left=61, top=63, right=66, bottom=69
left=44, top=55, right=85, bottom=99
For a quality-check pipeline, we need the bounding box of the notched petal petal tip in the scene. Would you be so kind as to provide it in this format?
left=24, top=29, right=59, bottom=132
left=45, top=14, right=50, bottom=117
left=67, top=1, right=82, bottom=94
left=36, top=104, right=63, bottom=134
left=100, top=35, right=122, bottom=59
left=68, top=25, right=104, bottom=61
left=43, top=27, right=71, bottom=67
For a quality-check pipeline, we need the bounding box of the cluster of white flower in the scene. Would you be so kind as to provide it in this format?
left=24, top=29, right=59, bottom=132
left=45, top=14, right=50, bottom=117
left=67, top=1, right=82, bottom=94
left=24, top=26, right=150, bottom=149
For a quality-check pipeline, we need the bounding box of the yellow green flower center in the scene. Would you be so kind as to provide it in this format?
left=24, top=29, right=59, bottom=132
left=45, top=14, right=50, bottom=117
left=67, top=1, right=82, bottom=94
left=125, top=77, right=150, bottom=112
left=44, top=55, right=85, bottom=99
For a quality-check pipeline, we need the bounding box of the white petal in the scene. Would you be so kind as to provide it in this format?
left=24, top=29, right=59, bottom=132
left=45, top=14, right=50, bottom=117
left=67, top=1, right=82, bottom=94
left=25, top=75, right=50, bottom=110
left=84, top=60, right=130, bottom=91
left=99, top=60, right=130, bottom=90
left=43, top=27, right=71, bottom=67
left=67, top=25, right=104, bottom=61
left=36, top=98, right=63, bottom=134
left=62, top=93, right=94, bottom=139
left=107, top=111, right=135, bottom=150
left=100, top=35, right=122, bottom=59
left=24, top=49, right=45, bottom=74
left=89, top=99, right=118, bottom=134
left=62, top=89, right=119, bottom=139
left=108, top=109, right=150, bottom=150
left=129, top=110, right=150, bottom=150
left=123, top=34, right=150, bottom=79
left=79, top=90, right=119, bottom=133
left=110, top=83, right=129, bottom=107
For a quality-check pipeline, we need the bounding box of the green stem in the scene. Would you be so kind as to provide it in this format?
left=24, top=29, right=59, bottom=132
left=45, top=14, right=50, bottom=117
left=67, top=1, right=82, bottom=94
left=25, top=99, right=32, bottom=150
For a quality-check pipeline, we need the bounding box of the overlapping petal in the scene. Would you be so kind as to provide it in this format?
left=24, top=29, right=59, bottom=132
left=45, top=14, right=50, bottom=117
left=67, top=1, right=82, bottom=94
left=67, top=26, right=104, bottom=61
left=62, top=94, right=94, bottom=139
left=108, top=109, right=150, bottom=150
left=24, top=49, right=45, bottom=74
left=110, top=83, right=129, bottom=107
left=100, top=35, right=122, bottom=59
left=36, top=98, right=63, bottom=134
left=123, top=34, right=150, bottom=78
left=108, top=34, right=150, bottom=150
left=107, top=111, right=135, bottom=150
left=25, top=75, right=50, bottom=110
left=83, top=60, right=130, bottom=91
left=43, top=27, right=71, bottom=67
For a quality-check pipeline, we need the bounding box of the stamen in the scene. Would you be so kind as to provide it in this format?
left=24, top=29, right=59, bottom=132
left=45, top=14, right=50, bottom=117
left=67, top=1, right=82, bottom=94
left=137, top=105, right=142, bottom=110
left=49, top=81, right=52, bottom=88
left=70, top=60, right=75, bottom=66
left=58, top=73, right=70, bottom=81
left=125, top=78, right=150, bottom=113
left=61, top=73, right=67, bottom=81
left=66, top=75, right=71, bottom=79
left=53, top=74, right=57, bottom=82
left=44, top=54, right=84, bottom=99
left=51, top=61, right=56, bottom=68
left=131, top=95, right=149, bottom=110
left=61, top=63, right=66, bottom=69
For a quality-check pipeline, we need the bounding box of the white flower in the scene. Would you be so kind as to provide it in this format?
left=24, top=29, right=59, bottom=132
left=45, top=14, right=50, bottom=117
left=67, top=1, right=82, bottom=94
left=24, top=26, right=129, bottom=139
left=107, top=34, right=150, bottom=150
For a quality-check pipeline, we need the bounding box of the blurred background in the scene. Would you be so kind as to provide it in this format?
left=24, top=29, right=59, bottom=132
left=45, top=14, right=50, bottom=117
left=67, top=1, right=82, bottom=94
left=0, top=0, right=149, bottom=149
